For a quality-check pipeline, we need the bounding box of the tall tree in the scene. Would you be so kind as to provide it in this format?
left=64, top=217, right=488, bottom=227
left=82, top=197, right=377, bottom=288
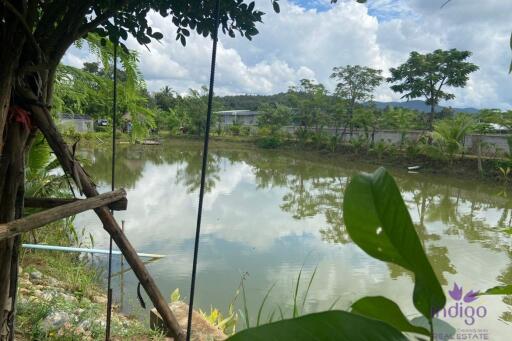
left=288, top=79, right=329, bottom=135
left=0, top=1, right=269, bottom=335
left=330, top=65, right=383, bottom=135
left=257, top=103, right=291, bottom=135
left=387, top=49, right=479, bottom=130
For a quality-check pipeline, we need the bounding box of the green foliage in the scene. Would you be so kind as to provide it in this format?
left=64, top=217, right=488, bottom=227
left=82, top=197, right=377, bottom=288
left=288, top=79, right=330, bottom=132
left=54, top=34, right=156, bottom=140
left=432, top=114, right=475, bottom=161
left=351, top=296, right=430, bottom=336
left=479, top=284, right=512, bottom=295
left=387, top=49, right=479, bottom=128
left=343, top=168, right=446, bottom=322
left=175, top=86, right=221, bottom=136
left=330, top=65, right=383, bottom=118
left=383, top=107, right=419, bottom=144
left=227, top=311, right=408, bottom=341
left=257, top=103, right=291, bottom=135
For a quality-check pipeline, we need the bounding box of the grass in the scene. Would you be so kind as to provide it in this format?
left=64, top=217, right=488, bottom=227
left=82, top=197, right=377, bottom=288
left=16, top=219, right=165, bottom=340
left=236, top=263, right=339, bottom=331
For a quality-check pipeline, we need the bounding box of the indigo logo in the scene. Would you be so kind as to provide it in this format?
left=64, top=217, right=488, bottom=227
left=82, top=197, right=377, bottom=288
left=436, top=282, right=487, bottom=326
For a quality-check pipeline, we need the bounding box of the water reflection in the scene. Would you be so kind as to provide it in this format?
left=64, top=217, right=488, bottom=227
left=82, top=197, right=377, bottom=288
left=76, top=142, right=512, bottom=335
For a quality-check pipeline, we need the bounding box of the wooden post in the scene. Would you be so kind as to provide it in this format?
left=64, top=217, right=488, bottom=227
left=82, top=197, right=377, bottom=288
left=0, top=190, right=127, bottom=241
left=29, top=104, right=185, bottom=341
left=25, top=196, right=128, bottom=211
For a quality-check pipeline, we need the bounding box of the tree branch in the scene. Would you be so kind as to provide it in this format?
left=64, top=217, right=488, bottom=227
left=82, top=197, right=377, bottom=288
left=1, top=0, right=42, bottom=61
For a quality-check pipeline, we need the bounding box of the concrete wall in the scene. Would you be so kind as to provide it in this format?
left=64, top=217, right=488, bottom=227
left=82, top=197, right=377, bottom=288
left=60, top=118, right=94, bottom=132
left=281, top=126, right=510, bottom=156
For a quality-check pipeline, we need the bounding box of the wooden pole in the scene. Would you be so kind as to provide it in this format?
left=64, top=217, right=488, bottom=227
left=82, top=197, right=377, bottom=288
left=0, top=189, right=126, bottom=241
left=29, top=103, right=185, bottom=341
left=24, top=196, right=127, bottom=211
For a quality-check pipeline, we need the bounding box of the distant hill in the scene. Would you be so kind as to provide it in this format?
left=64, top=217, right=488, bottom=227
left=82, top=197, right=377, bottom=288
left=216, top=94, right=480, bottom=114
left=371, top=100, right=480, bottom=114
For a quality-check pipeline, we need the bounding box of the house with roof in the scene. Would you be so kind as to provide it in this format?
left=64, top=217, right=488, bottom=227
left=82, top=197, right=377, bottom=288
left=215, top=110, right=261, bottom=126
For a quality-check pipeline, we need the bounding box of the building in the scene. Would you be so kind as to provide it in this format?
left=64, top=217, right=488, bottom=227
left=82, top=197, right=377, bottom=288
left=216, top=110, right=261, bottom=126
left=58, top=113, right=94, bottom=132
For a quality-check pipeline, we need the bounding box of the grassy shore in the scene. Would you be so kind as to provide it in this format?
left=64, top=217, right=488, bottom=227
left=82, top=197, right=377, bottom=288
left=15, top=220, right=165, bottom=340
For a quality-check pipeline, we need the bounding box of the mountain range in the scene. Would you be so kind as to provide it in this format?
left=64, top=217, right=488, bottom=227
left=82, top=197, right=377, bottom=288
left=217, top=94, right=481, bottom=114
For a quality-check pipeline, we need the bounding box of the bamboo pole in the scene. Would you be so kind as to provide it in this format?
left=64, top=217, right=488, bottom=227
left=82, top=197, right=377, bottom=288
left=28, top=103, right=185, bottom=341
left=0, top=189, right=126, bottom=241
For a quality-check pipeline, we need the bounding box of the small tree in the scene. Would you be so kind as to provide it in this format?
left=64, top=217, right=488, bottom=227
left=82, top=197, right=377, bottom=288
left=288, top=79, right=329, bottom=136
left=257, top=103, right=291, bottom=135
left=387, top=49, right=479, bottom=130
left=432, top=114, right=475, bottom=163
left=330, top=65, right=383, bottom=135
left=383, top=107, right=418, bottom=146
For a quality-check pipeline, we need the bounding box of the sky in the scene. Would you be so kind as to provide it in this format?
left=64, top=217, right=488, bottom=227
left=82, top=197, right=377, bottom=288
left=62, top=0, right=512, bottom=110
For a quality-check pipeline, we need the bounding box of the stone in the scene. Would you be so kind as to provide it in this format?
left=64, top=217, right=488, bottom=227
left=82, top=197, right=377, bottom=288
left=150, top=301, right=226, bottom=341
left=78, top=319, right=92, bottom=331
left=29, top=270, right=43, bottom=282
left=41, top=311, right=71, bottom=332
left=60, top=293, right=78, bottom=304
left=92, top=295, right=108, bottom=305
left=46, top=276, right=61, bottom=287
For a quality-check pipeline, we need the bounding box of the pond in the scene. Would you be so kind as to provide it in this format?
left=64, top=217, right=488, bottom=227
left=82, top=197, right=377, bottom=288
left=75, top=140, right=512, bottom=338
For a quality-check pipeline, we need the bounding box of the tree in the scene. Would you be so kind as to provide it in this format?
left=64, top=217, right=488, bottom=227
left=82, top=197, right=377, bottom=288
left=288, top=79, right=330, bottom=139
left=383, top=107, right=418, bottom=146
left=387, top=49, right=479, bottom=130
left=431, top=114, right=475, bottom=162
left=330, top=65, right=383, bottom=135
left=0, top=1, right=270, bottom=335
left=154, top=86, right=178, bottom=112
left=176, top=86, right=222, bottom=136
left=257, top=103, right=291, bottom=135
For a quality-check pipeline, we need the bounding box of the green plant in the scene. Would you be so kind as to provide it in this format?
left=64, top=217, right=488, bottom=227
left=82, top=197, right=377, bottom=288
left=229, top=123, right=242, bottom=136
left=349, top=136, right=367, bottom=154
left=370, top=140, right=389, bottom=159
left=257, top=135, right=282, bottom=149
left=240, top=126, right=251, bottom=136
left=498, top=167, right=511, bottom=183
left=227, top=168, right=445, bottom=340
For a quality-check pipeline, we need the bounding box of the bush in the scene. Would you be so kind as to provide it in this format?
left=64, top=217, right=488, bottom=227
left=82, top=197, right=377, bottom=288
left=240, top=126, right=251, bottom=136
left=257, top=135, right=282, bottom=149
left=229, top=124, right=241, bottom=136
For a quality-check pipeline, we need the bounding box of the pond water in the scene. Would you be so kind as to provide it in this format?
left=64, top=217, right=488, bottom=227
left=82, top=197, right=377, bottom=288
left=74, top=141, right=512, bottom=338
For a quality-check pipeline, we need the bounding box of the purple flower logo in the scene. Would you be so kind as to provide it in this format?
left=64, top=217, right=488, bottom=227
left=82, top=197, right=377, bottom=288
left=448, top=282, right=479, bottom=303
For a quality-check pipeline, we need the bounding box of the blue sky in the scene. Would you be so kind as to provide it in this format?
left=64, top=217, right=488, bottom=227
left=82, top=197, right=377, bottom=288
left=64, top=0, right=512, bottom=109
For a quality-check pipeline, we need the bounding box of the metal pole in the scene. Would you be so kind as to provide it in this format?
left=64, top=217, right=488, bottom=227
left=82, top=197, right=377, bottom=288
left=187, top=0, right=221, bottom=339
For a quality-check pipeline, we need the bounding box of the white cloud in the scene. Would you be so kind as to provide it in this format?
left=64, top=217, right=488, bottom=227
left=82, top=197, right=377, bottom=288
left=63, top=0, right=512, bottom=109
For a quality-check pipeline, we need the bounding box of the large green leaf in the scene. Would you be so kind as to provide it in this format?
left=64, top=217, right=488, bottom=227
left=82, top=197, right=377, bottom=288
left=479, top=284, right=512, bottom=295
left=227, top=310, right=407, bottom=341
left=351, top=296, right=430, bottom=336
left=343, top=167, right=446, bottom=320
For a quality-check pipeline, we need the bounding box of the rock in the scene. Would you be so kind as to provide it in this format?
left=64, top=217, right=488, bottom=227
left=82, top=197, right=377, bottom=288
left=60, top=293, right=78, bottom=303
left=46, top=276, right=61, bottom=287
left=78, top=319, right=92, bottom=331
left=150, top=301, right=226, bottom=341
left=92, top=295, right=108, bottom=305
left=41, top=311, right=70, bottom=332
left=29, top=270, right=43, bottom=282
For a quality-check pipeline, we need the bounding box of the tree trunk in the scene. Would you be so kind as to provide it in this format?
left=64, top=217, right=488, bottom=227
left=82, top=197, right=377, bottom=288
left=0, top=27, right=29, bottom=335
left=429, top=103, right=435, bottom=131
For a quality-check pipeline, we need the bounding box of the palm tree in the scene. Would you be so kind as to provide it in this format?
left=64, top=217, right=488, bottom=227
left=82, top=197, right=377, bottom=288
left=432, top=114, right=475, bottom=162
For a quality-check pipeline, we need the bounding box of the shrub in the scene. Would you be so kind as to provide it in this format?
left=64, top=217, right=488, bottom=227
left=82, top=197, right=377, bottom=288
left=229, top=124, right=241, bottom=136
left=257, top=135, right=282, bottom=149
left=240, top=126, right=251, bottom=136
